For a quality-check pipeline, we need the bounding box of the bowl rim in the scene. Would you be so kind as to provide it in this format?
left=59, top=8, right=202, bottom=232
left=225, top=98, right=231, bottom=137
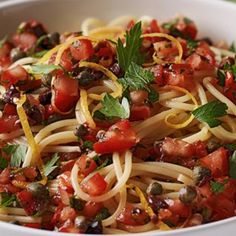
left=0, top=0, right=236, bottom=235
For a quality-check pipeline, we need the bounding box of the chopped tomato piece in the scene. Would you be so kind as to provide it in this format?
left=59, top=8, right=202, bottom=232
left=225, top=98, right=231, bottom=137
left=82, top=173, right=107, bottom=196
left=70, top=39, right=94, bottom=61
left=12, top=32, right=37, bottom=51
left=168, top=199, right=191, bottom=218
left=76, top=155, right=97, bottom=177
left=200, top=147, right=229, bottom=177
left=82, top=201, right=103, bottom=218
left=58, top=171, right=73, bottom=193
left=23, top=223, right=41, bottom=229
left=162, top=137, right=195, bottom=159
left=1, top=65, right=28, bottom=88
left=52, top=74, right=79, bottom=113
left=151, top=65, right=164, bottom=86
left=0, top=116, right=20, bottom=133
left=130, top=104, right=151, bottom=121
left=163, top=63, right=195, bottom=90
left=94, top=120, right=138, bottom=154
left=3, top=104, right=17, bottom=116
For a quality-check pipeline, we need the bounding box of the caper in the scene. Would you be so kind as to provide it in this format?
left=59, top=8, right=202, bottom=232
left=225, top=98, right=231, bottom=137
left=193, top=166, right=211, bottom=186
left=206, top=140, right=220, bottom=153
left=75, top=216, right=89, bottom=232
left=95, top=208, right=110, bottom=221
left=49, top=32, right=60, bottom=45
left=146, top=182, right=163, bottom=196
left=41, top=74, right=53, bottom=87
left=77, top=70, right=94, bottom=87
left=74, top=124, right=88, bottom=138
left=179, top=185, right=197, bottom=204
left=86, top=220, right=103, bottom=234
left=70, top=197, right=85, bottom=211
left=27, top=182, right=49, bottom=198
left=10, top=48, right=26, bottom=62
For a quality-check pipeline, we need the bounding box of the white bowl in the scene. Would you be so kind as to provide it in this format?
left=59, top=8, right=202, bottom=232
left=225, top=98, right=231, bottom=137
left=0, top=0, right=236, bottom=235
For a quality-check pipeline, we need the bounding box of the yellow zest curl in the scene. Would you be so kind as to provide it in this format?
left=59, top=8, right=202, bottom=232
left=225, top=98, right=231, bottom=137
left=38, top=44, right=61, bottom=64
left=88, top=26, right=124, bottom=40
left=164, top=86, right=198, bottom=129
left=15, top=94, right=47, bottom=184
left=79, top=61, right=123, bottom=100
left=80, top=89, right=96, bottom=129
left=141, top=33, right=183, bottom=64
left=127, top=184, right=157, bottom=221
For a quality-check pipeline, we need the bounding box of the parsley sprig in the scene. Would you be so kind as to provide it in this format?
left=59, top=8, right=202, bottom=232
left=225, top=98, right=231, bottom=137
left=192, top=100, right=228, bottom=128
left=43, top=153, right=60, bottom=177
left=3, top=144, right=27, bottom=167
left=116, top=22, right=144, bottom=72
left=119, top=62, right=155, bottom=91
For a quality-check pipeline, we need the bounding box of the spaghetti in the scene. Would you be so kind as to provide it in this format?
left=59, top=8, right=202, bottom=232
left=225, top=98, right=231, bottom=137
left=0, top=15, right=236, bottom=234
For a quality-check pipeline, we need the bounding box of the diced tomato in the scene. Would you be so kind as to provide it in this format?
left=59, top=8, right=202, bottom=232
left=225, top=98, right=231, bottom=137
left=76, top=155, right=97, bottom=177
left=168, top=199, right=191, bottom=218
left=0, top=42, right=12, bottom=58
left=23, top=223, right=41, bottom=229
left=130, top=104, right=151, bottom=121
left=0, top=56, right=11, bottom=70
left=12, top=32, right=37, bottom=51
left=0, top=116, right=20, bottom=133
left=81, top=173, right=107, bottom=196
left=199, top=147, right=229, bottom=177
left=82, top=201, right=103, bottom=218
left=0, top=168, right=10, bottom=184
left=3, top=104, right=17, bottom=116
left=17, top=190, right=36, bottom=215
left=151, top=65, right=164, bottom=86
left=70, top=39, right=94, bottom=61
left=23, top=167, right=37, bottom=181
left=195, top=42, right=215, bottom=65
left=175, top=17, right=197, bottom=40
left=60, top=49, right=73, bottom=71
left=59, top=206, right=77, bottom=222
left=117, top=204, right=150, bottom=226
left=193, top=140, right=208, bottom=158
left=60, top=160, right=76, bottom=173
left=224, top=71, right=234, bottom=88
left=17, top=20, right=47, bottom=37
left=18, top=79, right=42, bottom=91
left=58, top=171, right=73, bottom=193
left=162, top=137, right=195, bottom=159
left=1, top=65, right=28, bottom=88
left=52, top=74, right=79, bottom=113
left=44, top=104, right=55, bottom=120
left=163, top=63, right=195, bottom=90
left=94, top=120, right=138, bottom=154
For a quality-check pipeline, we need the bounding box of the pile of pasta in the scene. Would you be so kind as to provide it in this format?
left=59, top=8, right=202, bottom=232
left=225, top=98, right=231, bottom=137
left=0, top=15, right=236, bottom=234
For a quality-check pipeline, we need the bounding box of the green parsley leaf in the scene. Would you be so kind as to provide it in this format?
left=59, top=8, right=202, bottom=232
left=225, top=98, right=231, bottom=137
left=148, top=87, right=159, bottom=103
left=0, top=193, right=16, bottom=207
left=229, top=151, right=236, bottom=179
left=32, top=50, right=48, bottom=58
left=187, top=39, right=198, bottom=54
left=96, top=159, right=111, bottom=171
left=83, top=141, right=94, bottom=150
left=119, top=62, right=154, bottom=91
left=217, top=69, right=226, bottom=87
left=0, top=35, right=8, bottom=48
left=224, top=143, right=236, bottom=151
left=210, top=179, right=228, bottom=194
left=116, top=22, right=143, bottom=72
left=229, top=42, right=236, bottom=53
left=0, top=157, right=8, bottom=170
left=192, top=100, right=228, bottom=128
left=99, top=93, right=129, bottom=119
left=3, top=144, right=27, bottom=167
left=43, top=153, right=60, bottom=176
left=30, top=64, right=61, bottom=74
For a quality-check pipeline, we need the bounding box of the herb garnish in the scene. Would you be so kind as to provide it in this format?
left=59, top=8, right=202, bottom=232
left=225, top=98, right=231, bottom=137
left=119, top=62, right=155, bottom=91
left=3, top=144, right=27, bottom=167
left=0, top=157, right=8, bottom=170
left=0, top=193, right=16, bottom=207
left=98, top=94, right=129, bottom=119
left=0, top=35, right=8, bottom=48
left=192, top=100, right=228, bottom=128
left=210, top=179, right=228, bottom=194
left=30, top=64, right=61, bottom=74
left=43, top=153, right=60, bottom=176
left=116, top=22, right=144, bottom=72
